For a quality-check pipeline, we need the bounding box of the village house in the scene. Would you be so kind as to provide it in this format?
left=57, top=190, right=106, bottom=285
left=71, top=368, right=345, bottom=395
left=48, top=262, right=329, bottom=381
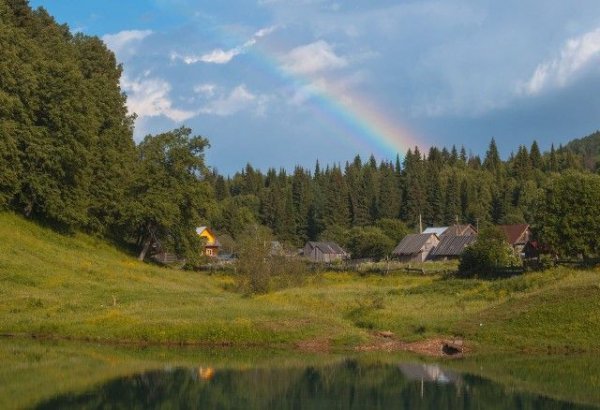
left=196, top=226, right=220, bottom=257
left=392, top=233, right=440, bottom=263
left=441, top=224, right=477, bottom=236
left=498, top=224, right=531, bottom=256
left=303, top=241, right=349, bottom=263
left=429, top=234, right=478, bottom=260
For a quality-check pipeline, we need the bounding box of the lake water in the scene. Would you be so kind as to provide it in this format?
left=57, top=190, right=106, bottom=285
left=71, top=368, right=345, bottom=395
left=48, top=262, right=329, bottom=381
left=1, top=339, right=598, bottom=409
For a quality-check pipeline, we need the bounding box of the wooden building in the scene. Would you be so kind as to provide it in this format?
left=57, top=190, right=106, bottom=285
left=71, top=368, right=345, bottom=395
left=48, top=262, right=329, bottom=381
left=196, top=226, right=220, bottom=257
left=498, top=224, right=531, bottom=256
left=392, top=233, right=440, bottom=263
left=429, top=234, right=478, bottom=260
left=442, top=224, right=477, bottom=236
left=303, top=241, right=349, bottom=263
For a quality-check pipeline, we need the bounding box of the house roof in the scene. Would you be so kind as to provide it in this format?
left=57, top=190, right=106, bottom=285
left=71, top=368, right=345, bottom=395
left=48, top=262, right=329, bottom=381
left=392, top=233, right=438, bottom=255
left=498, top=224, right=530, bottom=245
left=423, top=227, right=448, bottom=236
left=442, top=224, right=477, bottom=236
left=306, top=241, right=348, bottom=255
left=196, top=226, right=220, bottom=247
left=430, top=234, right=477, bottom=257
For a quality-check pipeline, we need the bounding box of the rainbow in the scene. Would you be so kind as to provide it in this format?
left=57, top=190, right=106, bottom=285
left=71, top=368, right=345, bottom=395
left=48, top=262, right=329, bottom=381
left=208, top=29, right=426, bottom=162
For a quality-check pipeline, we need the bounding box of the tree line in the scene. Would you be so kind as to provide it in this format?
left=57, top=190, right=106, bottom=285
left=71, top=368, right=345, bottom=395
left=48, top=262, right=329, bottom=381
left=209, top=138, right=599, bottom=259
left=2, top=0, right=600, bottom=263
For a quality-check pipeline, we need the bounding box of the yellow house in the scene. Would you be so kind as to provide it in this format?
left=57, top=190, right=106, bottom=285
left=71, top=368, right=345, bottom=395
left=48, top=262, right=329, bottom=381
left=196, top=226, right=220, bottom=257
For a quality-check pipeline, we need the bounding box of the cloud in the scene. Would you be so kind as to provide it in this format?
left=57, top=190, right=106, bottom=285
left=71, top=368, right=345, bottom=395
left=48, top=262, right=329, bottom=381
left=521, top=27, right=600, bottom=95
left=193, top=83, right=218, bottom=97
left=199, top=85, right=268, bottom=116
left=121, top=75, right=196, bottom=122
left=102, top=30, right=153, bottom=57
left=172, top=26, right=277, bottom=65
left=282, top=40, right=347, bottom=74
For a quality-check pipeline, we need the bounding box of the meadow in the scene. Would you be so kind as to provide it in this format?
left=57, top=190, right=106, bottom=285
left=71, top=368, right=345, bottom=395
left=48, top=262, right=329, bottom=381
left=1, top=212, right=599, bottom=354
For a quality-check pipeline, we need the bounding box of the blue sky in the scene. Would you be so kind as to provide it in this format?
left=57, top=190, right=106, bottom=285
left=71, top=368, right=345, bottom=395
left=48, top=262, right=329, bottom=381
left=31, top=0, right=600, bottom=174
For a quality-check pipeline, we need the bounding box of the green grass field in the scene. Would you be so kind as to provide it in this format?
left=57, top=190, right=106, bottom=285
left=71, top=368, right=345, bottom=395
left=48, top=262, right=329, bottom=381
left=1, top=212, right=599, bottom=353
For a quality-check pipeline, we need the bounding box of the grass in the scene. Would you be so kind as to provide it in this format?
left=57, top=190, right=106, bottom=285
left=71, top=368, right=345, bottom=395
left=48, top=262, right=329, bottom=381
left=1, top=212, right=599, bottom=354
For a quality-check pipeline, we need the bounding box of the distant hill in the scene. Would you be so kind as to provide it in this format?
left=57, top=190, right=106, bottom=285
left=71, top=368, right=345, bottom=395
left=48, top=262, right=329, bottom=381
left=566, top=130, right=600, bottom=170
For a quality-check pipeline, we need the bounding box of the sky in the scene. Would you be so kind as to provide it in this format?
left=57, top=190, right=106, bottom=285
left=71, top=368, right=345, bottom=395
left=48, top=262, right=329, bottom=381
left=30, top=0, right=600, bottom=174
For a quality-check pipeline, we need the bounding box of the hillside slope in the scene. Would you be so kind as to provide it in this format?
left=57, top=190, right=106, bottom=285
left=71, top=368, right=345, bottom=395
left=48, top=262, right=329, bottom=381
left=0, top=212, right=599, bottom=353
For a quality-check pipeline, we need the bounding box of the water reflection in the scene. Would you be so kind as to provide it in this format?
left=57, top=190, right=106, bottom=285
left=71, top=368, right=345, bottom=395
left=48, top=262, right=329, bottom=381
left=35, top=360, right=597, bottom=409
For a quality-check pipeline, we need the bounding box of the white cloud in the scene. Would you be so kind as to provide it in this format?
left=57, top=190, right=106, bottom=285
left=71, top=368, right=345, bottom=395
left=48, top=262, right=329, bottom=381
left=282, top=40, right=347, bottom=74
left=102, top=30, right=153, bottom=57
left=121, top=75, right=196, bottom=122
left=172, top=26, right=277, bottom=65
left=193, top=83, right=218, bottom=97
left=199, top=85, right=268, bottom=116
left=521, top=27, right=600, bottom=95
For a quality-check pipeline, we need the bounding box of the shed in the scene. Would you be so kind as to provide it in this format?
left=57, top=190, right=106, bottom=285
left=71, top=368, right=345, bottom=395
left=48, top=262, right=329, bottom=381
left=429, top=234, right=478, bottom=260
left=303, top=241, right=349, bottom=263
left=392, top=233, right=440, bottom=263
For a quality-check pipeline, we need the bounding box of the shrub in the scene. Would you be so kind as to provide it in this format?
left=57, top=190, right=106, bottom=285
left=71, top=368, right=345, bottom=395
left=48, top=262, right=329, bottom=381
left=458, top=226, right=521, bottom=278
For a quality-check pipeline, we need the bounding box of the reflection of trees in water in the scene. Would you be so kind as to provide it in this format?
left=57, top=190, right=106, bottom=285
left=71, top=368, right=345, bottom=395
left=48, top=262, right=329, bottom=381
left=35, top=359, right=593, bottom=409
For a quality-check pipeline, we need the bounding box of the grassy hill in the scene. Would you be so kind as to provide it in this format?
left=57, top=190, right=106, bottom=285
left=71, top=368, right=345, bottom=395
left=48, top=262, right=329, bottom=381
left=0, top=212, right=599, bottom=353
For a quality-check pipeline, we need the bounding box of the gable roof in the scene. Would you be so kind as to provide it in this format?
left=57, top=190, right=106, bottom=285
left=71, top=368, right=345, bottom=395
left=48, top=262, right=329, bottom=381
left=392, top=233, right=438, bottom=255
left=423, top=227, right=448, bottom=236
left=498, top=224, right=530, bottom=245
left=430, top=234, right=477, bottom=257
left=306, top=241, right=348, bottom=255
left=196, top=226, right=220, bottom=247
left=442, top=224, right=477, bottom=236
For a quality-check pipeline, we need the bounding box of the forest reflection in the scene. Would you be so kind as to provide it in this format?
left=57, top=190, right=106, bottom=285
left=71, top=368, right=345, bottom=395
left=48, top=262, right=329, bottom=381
left=35, top=360, right=595, bottom=409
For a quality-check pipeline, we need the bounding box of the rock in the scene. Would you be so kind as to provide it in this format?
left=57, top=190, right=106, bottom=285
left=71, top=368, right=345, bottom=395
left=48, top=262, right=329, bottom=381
left=442, top=340, right=463, bottom=356
left=377, top=331, right=394, bottom=338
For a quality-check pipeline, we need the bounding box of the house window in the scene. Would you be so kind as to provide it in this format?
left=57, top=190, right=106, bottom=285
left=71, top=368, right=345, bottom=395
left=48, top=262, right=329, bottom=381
left=206, top=248, right=213, bottom=256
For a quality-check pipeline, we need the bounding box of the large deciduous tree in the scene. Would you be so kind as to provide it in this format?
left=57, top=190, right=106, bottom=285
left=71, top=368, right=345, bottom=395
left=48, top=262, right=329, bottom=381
left=126, top=127, right=215, bottom=261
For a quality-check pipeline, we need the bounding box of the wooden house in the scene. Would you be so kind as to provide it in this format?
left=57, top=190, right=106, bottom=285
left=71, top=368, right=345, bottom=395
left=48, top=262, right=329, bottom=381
left=429, top=234, right=478, bottom=260
left=441, top=224, right=477, bottom=236
left=498, top=224, right=531, bottom=256
left=392, top=233, right=440, bottom=262
left=196, top=226, right=220, bottom=257
left=303, top=241, right=349, bottom=263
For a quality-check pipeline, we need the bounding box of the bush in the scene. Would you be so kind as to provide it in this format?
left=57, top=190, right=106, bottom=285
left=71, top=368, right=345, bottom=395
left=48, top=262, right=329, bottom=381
left=235, top=225, right=309, bottom=294
left=458, top=226, right=521, bottom=278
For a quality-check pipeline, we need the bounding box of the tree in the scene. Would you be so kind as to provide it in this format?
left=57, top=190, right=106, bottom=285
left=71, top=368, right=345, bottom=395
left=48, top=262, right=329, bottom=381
left=483, top=138, right=501, bottom=173
left=236, top=224, right=274, bottom=294
left=535, top=172, right=600, bottom=257
left=345, top=226, right=395, bottom=260
left=459, top=226, right=520, bottom=277
left=126, top=127, right=215, bottom=261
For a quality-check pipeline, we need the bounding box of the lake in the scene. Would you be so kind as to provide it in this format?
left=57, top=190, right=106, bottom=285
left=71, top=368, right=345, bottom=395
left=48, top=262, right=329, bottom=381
left=1, top=339, right=598, bottom=409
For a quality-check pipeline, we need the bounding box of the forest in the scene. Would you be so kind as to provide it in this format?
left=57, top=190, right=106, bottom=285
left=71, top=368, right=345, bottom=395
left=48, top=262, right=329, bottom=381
left=2, top=0, right=600, bottom=262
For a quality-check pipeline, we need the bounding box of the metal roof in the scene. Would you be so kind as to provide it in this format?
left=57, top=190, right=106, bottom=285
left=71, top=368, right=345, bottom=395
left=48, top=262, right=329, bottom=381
left=430, top=235, right=477, bottom=257
left=422, top=227, right=448, bottom=236
left=392, top=233, right=438, bottom=255
left=441, top=224, right=477, bottom=236
left=306, top=241, right=348, bottom=255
